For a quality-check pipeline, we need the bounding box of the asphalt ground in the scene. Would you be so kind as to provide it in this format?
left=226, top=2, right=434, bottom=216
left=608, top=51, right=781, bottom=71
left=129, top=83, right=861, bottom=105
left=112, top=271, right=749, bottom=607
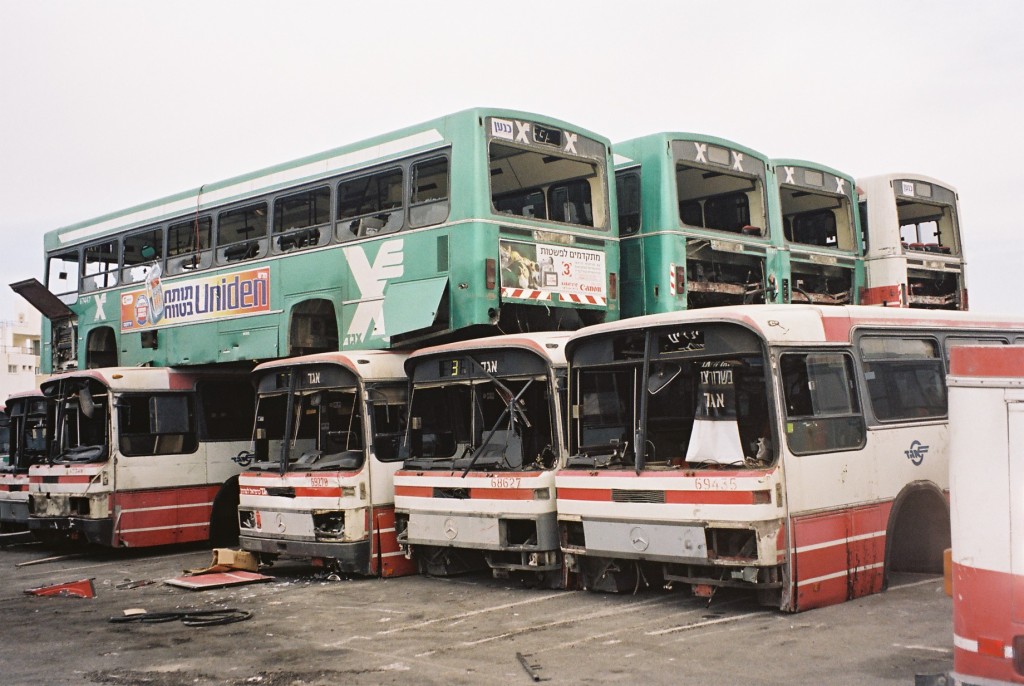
left=0, top=539, right=953, bottom=685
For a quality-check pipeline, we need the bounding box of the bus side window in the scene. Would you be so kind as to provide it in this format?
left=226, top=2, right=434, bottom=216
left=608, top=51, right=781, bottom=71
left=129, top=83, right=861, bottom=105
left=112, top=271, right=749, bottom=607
left=118, top=393, right=198, bottom=456
left=167, top=217, right=213, bottom=275
left=616, top=171, right=641, bottom=236
left=336, top=168, right=404, bottom=240
left=47, top=249, right=82, bottom=303
left=121, top=227, right=164, bottom=284
left=781, top=352, right=864, bottom=455
left=409, top=157, right=450, bottom=228
left=217, top=202, right=268, bottom=264
left=273, top=186, right=331, bottom=254
left=82, top=240, right=120, bottom=292
left=858, top=336, right=945, bottom=422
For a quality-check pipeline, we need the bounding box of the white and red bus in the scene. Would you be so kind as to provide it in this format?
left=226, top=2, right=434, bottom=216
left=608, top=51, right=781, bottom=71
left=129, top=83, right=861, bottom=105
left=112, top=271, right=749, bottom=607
left=858, top=174, right=967, bottom=309
left=28, top=367, right=254, bottom=547
left=948, top=345, right=1024, bottom=684
left=236, top=351, right=415, bottom=577
left=556, top=305, right=1024, bottom=611
left=1, top=392, right=51, bottom=531
left=394, top=332, right=569, bottom=586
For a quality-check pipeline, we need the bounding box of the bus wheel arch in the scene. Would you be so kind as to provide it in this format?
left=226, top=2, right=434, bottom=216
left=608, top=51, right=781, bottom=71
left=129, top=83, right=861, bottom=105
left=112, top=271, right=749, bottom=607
left=209, top=475, right=241, bottom=548
left=86, top=326, right=118, bottom=368
left=883, top=480, right=950, bottom=584
left=288, top=299, right=338, bottom=356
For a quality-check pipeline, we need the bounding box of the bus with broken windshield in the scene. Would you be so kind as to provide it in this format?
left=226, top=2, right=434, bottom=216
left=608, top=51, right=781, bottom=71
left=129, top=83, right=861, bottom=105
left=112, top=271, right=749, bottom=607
left=236, top=351, right=414, bottom=577
left=614, top=133, right=782, bottom=314
left=770, top=159, right=863, bottom=305
left=857, top=173, right=966, bottom=309
left=13, top=108, right=618, bottom=374
left=394, top=332, right=569, bottom=586
left=27, top=367, right=254, bottom=547
left=1, top=392, right=52, bottom=531
left=556, top=305, right=1024, bottom=611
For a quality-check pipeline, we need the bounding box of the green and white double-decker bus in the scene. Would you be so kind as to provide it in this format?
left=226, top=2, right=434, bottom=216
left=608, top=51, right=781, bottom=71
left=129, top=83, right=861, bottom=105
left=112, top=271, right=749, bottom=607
left=13, top=108, right=619, bottom=372
left=770, top=159, right=864, bottom=305
left=614, top=133, right=781, bottom=316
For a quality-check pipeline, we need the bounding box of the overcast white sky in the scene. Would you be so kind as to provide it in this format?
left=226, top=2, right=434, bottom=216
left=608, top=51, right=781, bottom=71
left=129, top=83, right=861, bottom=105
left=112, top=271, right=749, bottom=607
left=1, top=0, right=1021, bottom=319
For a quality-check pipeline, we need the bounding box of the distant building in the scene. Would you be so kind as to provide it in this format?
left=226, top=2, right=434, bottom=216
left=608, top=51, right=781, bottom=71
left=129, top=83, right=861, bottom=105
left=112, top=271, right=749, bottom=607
left=1, top=310, right=42, bottom=400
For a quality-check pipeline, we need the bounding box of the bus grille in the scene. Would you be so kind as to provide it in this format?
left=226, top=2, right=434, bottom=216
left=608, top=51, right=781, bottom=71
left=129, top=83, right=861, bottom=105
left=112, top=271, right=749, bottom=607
left=434, top=487, right=470, bottom=499
left=611, top=489, right=665, bottom=504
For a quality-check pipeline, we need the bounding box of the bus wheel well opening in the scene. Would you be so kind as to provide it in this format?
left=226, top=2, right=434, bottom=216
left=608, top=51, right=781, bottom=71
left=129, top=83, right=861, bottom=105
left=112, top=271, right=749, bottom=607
left=209, top=476, right=241, bottom=548
left=885, top=484, right=950, bottom=577
left=86, top=326, right=118, bottom=368
left=288, top=299, right=338, bottom=356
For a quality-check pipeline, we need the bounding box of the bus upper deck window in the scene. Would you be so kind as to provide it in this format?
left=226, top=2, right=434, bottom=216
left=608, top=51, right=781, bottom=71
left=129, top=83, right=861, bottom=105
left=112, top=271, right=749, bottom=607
left=82, top=240, right=120, bottom=292
left=273, top=186, right=330, bottom=253
left=410, top=157, right=450, bottom=228
left=336, top=168, right=404, bottom=240
left=122, top=227, right=164, bottom=284
left=167, top=217, right=212, bottom=275
left=217, top=202, right=268, bottom=264
left=47, top=249, right=81, bottom=300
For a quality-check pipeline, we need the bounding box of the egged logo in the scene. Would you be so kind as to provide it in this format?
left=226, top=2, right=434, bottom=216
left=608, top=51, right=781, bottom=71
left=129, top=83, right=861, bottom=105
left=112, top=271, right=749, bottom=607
left=342, top=239, right=404, bottom=345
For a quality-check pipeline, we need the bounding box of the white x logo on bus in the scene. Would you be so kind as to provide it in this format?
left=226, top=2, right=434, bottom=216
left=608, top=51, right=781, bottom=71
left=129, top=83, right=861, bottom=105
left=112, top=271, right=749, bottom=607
left=515, top=121, right=531, bottom=144
left=784, top=167, right=795, bottom=184
left=564, top=132, right=578, bottom=155
left=694, top=142, right=708, bottom=163
left=344, top=239, right=405, bottom=340
left=732, top=152, right=744, bottom=172
left=835, top=177, right=846, bottom=194
left=93, top=293, right=107, bottom=322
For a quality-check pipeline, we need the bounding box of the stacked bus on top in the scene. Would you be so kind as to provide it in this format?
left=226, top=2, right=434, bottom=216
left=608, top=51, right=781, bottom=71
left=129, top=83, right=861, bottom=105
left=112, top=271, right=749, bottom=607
left=393, top=332, right=569, bottom=587
left=12, top=108, right=619, bottom=374
left=236, top=350, right=415, bottom=577
left=613, top=134, right=866, bottom=317
left=28, top=367, right=254, bottom=547
left=857, top=173, right=966, bottom=309
left=0, top=392, right=51, bottom=532
left=554, top=304, right=1024, bottom=612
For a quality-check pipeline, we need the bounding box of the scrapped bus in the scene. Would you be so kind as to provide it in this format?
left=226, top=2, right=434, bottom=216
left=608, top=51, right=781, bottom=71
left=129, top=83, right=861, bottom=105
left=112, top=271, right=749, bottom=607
left=770, top=159, right=864, bottom=305
left=12, top=108, right=618, bottom=374
left=236, top=351, right=414, bottom=577
left=948, top=345, right=1024, bottom=684
left=857, top=174, right=966, bottom=309
left=28, top=367, right=254, bottom=547
left=394, top=332, right=569, bottom=586
left=556, top=305, right=1024, bottom=611
left=614, top=133, right=780, bottom=315
left=0, top=392, right=52, bottom=531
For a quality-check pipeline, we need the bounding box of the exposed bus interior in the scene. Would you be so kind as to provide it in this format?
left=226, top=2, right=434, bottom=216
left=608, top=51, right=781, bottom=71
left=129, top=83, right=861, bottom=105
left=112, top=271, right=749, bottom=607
left=489, top=143, right=605, bottom=230
left=676, top=163, right=769, bottom=306
left=565, top=325, right=773, bottom=471
left=47, top=378, right=110, bottom=464
left=898, top=199, right=963, bottom=308
left=246, top=383, right=405, bottom=473
left=780, top=184, right=857, bottom=304
left=3, top=398, right=52, bottom=473
left=403, top=376, right=557, bottom=472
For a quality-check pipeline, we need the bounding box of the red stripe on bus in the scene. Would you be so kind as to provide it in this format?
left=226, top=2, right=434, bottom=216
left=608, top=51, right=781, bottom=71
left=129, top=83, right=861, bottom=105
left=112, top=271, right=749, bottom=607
left=470, top=488, right=536, bottom=501
left=113, top=485, right=220, bottom=509
left=556, top=487, right=612, bottom=502
left=394, top=485, right=434, bottom=498
left=117, top=503, right=213, bottom=531
left=29, top=475, right=92, bottom=484
left=949, top=346, right=1024, bottom=378
left=790, top=503, right=890, bottom=548
left=118, top=525, right=209, bottom=548
left=292, top=487, right=344, bottom=499
left=952, top=561, right=1024, bottom=683
left=557, top=487, right=761, bottom=505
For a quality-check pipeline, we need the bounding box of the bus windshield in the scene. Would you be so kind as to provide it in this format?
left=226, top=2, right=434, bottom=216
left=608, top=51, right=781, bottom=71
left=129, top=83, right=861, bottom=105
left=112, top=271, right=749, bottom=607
left=50, top=380, right=109, bottom=464
left=0, top=413, right=10, bottom=467
left=404, top=377, right=557, bottom=472
left=567, top=325, right=773, bottom=471
left=250, top=389, right=365, bottom=473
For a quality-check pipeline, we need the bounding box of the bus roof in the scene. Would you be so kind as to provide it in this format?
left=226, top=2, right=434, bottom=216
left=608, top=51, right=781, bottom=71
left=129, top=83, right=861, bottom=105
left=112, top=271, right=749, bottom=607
left=566, top=304, right=1024, bottom=352
left=405, top=332, right=571, bottom=375
left=771, top=158, right=854, bottom=186
left=613, top=132, right=770, bottom=170
left=40, top=366, right=248, bottom=392
left=253, top=350, right=409, bottom=382
left=856, top=173, right=959, bottom=196
left=4, top=389, right=45, bottom=403
left=46, top=107, right=611, bottom=250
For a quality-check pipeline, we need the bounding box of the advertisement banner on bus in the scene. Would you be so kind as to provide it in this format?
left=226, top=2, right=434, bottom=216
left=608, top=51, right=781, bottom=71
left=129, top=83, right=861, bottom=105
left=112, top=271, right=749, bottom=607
left=499, top=239, right=606, bottom=304
left=119, top=267, right=270, bottom=332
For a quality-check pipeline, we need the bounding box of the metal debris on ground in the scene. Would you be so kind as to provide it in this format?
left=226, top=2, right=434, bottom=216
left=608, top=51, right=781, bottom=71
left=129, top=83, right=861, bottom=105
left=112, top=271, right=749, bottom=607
left=24, top=578, right=96, bottom=599
left=109, top=608, right=253, bottom=627
left=516, top=651, right=545, bottom=682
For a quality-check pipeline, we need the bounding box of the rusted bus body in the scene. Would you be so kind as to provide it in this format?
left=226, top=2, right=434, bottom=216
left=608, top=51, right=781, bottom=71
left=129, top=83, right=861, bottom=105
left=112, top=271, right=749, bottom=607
left=28, top=367, right=254, bottom=547
left=857, top=174, right=967, bottom=309
left=557, top=305, right=1024, bottom=611
left=948, top=345, right=1024, bottom=684
left=394, top=333, right=569, bottom=585
left=237, top=351, right=415, bottom=577
left=0, top=391, right=52, bottom=531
